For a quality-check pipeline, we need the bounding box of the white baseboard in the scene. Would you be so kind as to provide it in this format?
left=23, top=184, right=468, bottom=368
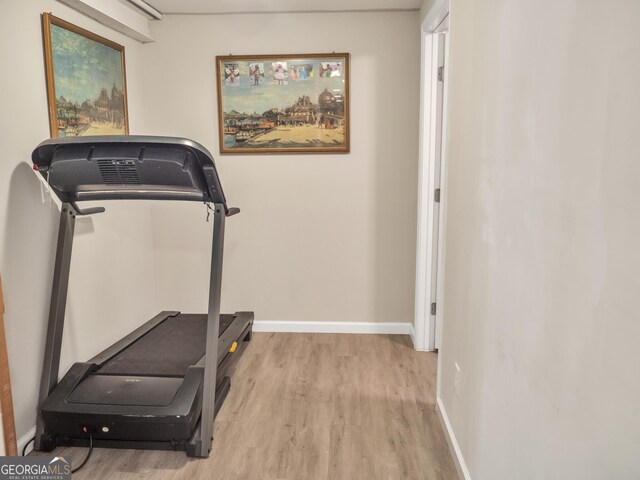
left=252, top=320, right=412, bottom=335
left=436, top=397, right=471, bottom=480
left=17, top=425, right=36, bottom=456
left=409, top=323, right=416, bottom=347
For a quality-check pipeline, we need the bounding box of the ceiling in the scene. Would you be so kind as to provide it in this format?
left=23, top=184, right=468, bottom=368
left=143, top=0, right=422, bottom=15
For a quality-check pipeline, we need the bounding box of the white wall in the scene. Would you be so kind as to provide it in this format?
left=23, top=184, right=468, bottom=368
left=0, top=4, right=420, bottom=446
left=140, top=12, right=421, bottom=324
left=0, top=0, right=157, bottom=445
left=439, top=0, right=640, bottom=478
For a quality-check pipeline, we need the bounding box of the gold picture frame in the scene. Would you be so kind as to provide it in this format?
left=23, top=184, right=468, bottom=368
left=216, top=53, right=350, bottom=154
left=42, top=13, right=129, bottom=138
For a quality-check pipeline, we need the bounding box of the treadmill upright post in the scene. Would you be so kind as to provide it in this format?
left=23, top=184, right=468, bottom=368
left=35, top=203, right=76, bottom=451
left=194, top=203, right=226, bottom=457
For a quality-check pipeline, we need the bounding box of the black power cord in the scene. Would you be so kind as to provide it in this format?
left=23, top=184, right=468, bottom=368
left=22, top=437, right=35, bottom=456
left=72, top=433, right=93, bottom=474
left=21, top=433, right=93, bottom=474
left=204, top=202, right=213, bottom=222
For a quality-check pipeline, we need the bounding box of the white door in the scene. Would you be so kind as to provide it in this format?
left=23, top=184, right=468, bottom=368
left=414, top=20, right=449, bottom=351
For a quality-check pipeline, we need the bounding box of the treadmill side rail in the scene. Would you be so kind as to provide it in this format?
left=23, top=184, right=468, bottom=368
left=189, top=203, right=225, bottom=458
left=35, top=203, right=77, bottom=451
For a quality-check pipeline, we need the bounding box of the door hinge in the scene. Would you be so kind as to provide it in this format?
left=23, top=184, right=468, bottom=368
left=431, top=302, right=437, bottom=315
left=434, top=188, right=441, bottom=203
left=437, top=66, right=444, bottom=82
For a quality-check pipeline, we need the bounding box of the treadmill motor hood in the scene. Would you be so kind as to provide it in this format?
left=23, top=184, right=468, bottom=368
left=31, top=135, right=227, bottom=207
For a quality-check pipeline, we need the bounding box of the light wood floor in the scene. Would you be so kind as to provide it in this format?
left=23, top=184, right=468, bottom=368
left=41, top=333, right=457, bottom=479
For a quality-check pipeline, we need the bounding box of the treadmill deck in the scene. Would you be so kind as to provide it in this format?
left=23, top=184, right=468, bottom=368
left=98, top=314, right=234, bottom=377
left=39, top=311, right=253, bottom=446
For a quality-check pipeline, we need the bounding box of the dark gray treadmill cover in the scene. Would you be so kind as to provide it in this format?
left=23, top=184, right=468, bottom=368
left=31, top=135, right=226, bottom=206
left=67, top=375, right=183, bottom=406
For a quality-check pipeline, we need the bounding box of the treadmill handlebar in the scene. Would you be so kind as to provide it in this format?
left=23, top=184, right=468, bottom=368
left=71, top=202, right=106, bottom=216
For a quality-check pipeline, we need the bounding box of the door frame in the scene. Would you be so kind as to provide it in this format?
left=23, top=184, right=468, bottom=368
left=413, top=0, right=450, bottom=352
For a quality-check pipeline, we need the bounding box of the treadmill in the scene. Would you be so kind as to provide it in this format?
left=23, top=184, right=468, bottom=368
left=31, top=135, right=254, bottom=458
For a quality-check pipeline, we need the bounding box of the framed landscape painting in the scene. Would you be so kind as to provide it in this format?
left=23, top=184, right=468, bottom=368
left=216, top=53, right=350, bottom=154
left=42, top=13, right=129, bottom=138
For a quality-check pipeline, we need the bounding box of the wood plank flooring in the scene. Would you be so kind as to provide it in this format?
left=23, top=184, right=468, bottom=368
left=37, top=333, right=457, bottom=479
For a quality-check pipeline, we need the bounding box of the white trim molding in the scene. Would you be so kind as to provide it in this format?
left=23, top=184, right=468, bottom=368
left=17, top=426, right=37, bottom=456
left=415, top=0, right=450, bottom=352
left=436, top=397, right=471, bottom=480
left=125, top=0, right=163, bottom=20
left=422, top=0, right=449, bottom=32
left=57, top=0, right=156, bottom=43
left=414, top=29, right=434, bottom=352
left=253, top=320, right=412, bottom=335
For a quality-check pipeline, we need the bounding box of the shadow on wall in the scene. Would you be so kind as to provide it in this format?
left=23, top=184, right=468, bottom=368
left=1, top=162, right=59, bottom=439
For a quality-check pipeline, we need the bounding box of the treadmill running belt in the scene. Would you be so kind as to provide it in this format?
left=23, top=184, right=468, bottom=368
left=98, top=314, right=235, bottom=377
